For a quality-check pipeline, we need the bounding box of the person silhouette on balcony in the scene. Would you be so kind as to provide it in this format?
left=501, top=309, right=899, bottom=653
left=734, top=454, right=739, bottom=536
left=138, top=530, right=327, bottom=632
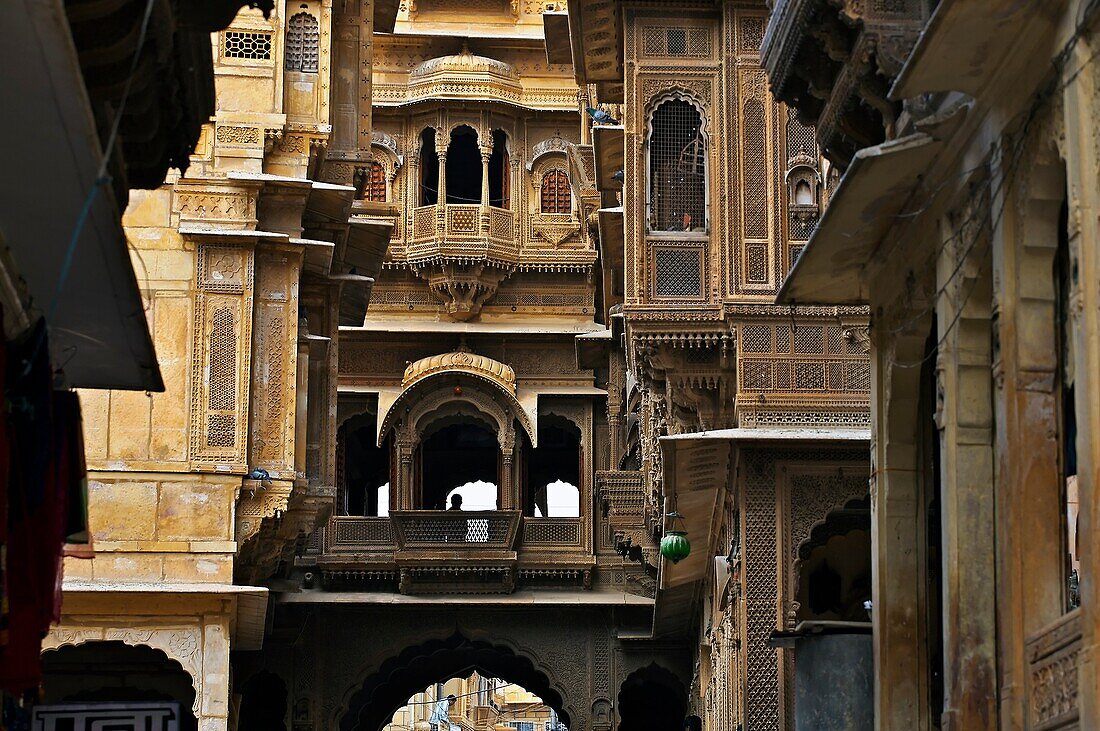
left=445, top=494, right=464, bottom=542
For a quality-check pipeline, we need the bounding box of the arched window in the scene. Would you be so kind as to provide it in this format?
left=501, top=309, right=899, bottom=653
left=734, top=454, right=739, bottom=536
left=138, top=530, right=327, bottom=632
left=489, top=129, right=509, bottom=208
left=364, top=161, right=387, bottom=202
left=447, top=126, right=482, bottom=204
left=285, top=12, right=319, bottom=73
left=419, top=128, right=439, bottom=206
left=540, top=170, right=571, bottom=214
left=648, top=97, right=706, bottom=232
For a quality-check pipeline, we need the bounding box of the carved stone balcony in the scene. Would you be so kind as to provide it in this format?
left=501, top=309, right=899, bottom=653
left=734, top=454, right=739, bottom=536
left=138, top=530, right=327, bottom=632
left=392, top=510, right=522, bottom=552
left=405, top=203, right=518, bottom=320
left=311, top=511, right=593, bottom=593
left=762, top=0, right=928, bottom=167
left=407, top=204, right=517, bottom=263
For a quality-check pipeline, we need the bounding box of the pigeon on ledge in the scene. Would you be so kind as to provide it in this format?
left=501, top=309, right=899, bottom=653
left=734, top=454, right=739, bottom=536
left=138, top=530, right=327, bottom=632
left=585, top=107, right=618, bottom=125
left=611, top=169, right=625, bottom=183
left=247, top=467, right=270, bottom=481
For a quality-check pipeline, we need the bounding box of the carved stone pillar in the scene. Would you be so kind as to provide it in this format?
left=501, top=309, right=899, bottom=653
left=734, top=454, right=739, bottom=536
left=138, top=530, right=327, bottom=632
left=934, top=207, right=997, bottom=730
left=397, top=438, right=415, bottom=510
left=480, top=146, right=492, bottom=206
left=1062, top=47, right=1100, bottom=723
left=870, top=310, right=934, bottom=731
left=480, top=146, right=492, bottom=234
left=499, top=428, right=517, bottom=510
left=295, top=337, right=310, bottom=477
left=320, top=0, right=374, bottom=186
left=437, top=150, right=448, bottom=233
left=989, top=145, right=1067, bottom=727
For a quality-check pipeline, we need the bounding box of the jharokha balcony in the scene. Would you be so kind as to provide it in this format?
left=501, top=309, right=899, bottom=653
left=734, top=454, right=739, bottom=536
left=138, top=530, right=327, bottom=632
left=303, top=350, right=596, bottom=594
left=314, top=510, right=590, bottom=594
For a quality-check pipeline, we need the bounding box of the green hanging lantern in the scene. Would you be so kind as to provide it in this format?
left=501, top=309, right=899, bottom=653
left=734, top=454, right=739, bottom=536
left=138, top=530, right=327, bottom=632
left=660, top=511, right=691, bottom=564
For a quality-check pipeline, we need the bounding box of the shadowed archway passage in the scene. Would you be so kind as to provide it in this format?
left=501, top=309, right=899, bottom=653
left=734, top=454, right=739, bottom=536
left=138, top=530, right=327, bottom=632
left=617, top=664, right=686, bottom=731
left=340, top=633, right=570, bottom=731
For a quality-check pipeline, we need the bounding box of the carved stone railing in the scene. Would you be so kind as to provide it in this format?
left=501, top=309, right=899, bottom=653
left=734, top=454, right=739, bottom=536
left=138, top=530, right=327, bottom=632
left=391, top=510, right=522, bottom=550
left=1027, top=609, right=1082, bottom=730
left=521, top=517, right=583, bottom=547
left=326, top=516, right=394, bottom=548
left=405, top=204, right=518, bottom=264
left=411, top=204, right=436, bottom=241
left=734, top=317, right=871, bottom=428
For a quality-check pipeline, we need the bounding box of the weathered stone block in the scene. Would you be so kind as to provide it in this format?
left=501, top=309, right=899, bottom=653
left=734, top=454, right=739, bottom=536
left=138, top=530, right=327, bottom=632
left=163, top=554, right=234, bottom=583
left=89, top=480, right=158, bottom=541
left=92, top=553, right=164, bottom=582
left=123, top=188, right=173, bottom=228
left=157, top=481, right=234, bottom=541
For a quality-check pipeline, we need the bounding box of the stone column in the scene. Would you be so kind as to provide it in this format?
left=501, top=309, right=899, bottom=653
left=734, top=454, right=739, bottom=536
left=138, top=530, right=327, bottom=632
left=200, top=617, right=232, bottom=731
left=870, top=312, right=934, bottom=731
left=436, top=145, right=448, bottom=235
left=480, top=146, right=492, bottom=206
left=1063, top=42, right=1100, bottom=724
left=934, top=209, right=997, bottom=730
left=295, top=336, right=310, bottom=476
left=989, top=143, right=1065, bottom=728
left=480, top=145, right=492, bottom=233
left=499, top=428, right=517, bottom=510
left=320, top=0, right=373, bottom=186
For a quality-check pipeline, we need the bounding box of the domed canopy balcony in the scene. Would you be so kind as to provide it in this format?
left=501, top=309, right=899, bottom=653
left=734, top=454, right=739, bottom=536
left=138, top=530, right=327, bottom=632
left=407, top=45, right=524, bottom=106
left=407, top=123, right=519, bottom=320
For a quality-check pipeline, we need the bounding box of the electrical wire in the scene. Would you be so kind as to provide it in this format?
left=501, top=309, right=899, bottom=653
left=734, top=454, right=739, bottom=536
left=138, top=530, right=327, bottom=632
left=20, top=0, right=157, bottom=380
left=883, top=0, right=1100, bottom=368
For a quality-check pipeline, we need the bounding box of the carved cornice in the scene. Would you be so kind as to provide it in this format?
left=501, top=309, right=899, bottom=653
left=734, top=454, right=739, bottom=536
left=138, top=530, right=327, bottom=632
left=402, top=350, right=517, bottom=394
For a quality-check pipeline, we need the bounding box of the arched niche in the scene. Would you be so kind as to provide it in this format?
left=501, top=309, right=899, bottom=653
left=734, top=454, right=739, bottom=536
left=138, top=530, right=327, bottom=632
left=523, top=413, right=583, bottom=518
left=41, top=640, right=200, bottom=730
left=617, top=663, right=687, bottom=731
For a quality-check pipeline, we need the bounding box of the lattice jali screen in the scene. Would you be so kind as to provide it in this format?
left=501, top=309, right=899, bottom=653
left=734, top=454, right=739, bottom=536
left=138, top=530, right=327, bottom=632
left=649, top=99, right=706, bottom=233
left=223, top=31, right=272, bottom=60
left=523, top=518, right=582, bottom=546
left=206, top=308, right=239, bottom=449
left=412, top=206, right=435, bottom=240
left=786, top=117, right=816, bottom=160
left=285, top=12, right=320, bottom=73
left=742, top=99, right=768, bottom=240
left=735, top=322, right=871, bottom=396
left=652, top=246, right=704, bottom=298
left=641, top=26, right=712, bottom=58
left=447, top=205, right=479, bottom=234
left=395, top=512, right=516, bottom=547
left=191, top=245, right=253, bottom=468
left=331, top=517, right=395, bottom=545
left=489, top=208, right=514, bottom=240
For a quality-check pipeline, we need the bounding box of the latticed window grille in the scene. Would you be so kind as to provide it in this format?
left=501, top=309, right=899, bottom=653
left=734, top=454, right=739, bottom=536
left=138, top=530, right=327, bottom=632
left=223, top=31, right=272, bottom=60
left=206, top=307, right=237, bottom=449
left=649, top=99, right=706, bottom=232
left=786, top=116, right=817, bottom=159
left=364, top=161, right=387, bottom=202
left=540, top=169, right=571, bottom=214
left=654, top=247, right=703, bottom=297
left=642, top=26, right=711, bottom=57
left=285, top=12, right=320, bottom=73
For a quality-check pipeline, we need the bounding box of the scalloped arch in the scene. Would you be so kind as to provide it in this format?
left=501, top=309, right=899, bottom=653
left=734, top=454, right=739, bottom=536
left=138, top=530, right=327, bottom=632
left=335, top=632, right=574, bottom=731
left=42, top=635, right=201, bottom=716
